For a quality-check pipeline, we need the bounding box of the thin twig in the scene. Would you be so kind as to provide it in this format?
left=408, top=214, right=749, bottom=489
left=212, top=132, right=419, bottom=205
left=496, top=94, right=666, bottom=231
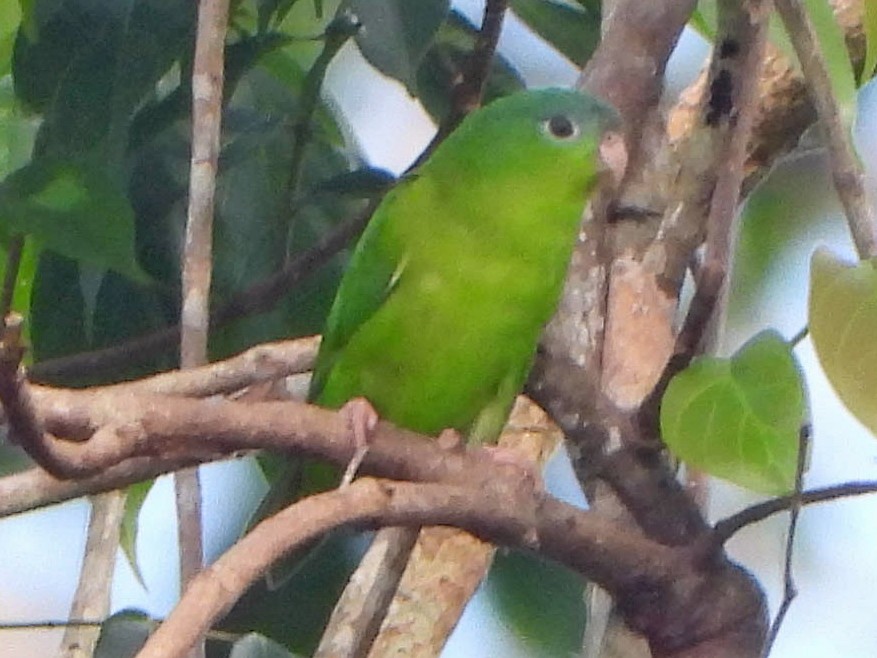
left=789, top=325, right=809, bottom=347
left=410, top=0, right=510, bottom=168
left=774, top=0, right=877, bottom=258
left=178, top=0, right=231, bottom=644
left=450, top=0, right=508, bottom=120
left=0, top=235, right=24, bottom=319
left=313, top=526, right=419, bottom=658
left=0, top=620, right=106, bottom=631
left=762, top=424, right=810, bottom=657
left=286, top=12, right=360, bottom=201
left=713, top=480, right=877, bottom=543
left=0, top=619, right=243, bottom=644
left=29, top=204, right=371, bottom=384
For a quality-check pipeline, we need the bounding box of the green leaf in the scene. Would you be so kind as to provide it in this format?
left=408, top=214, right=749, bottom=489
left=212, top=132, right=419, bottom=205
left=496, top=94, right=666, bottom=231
left=222, top=530, right=361, bottom=656
left=0, top=159, right=147, bottom=281
left=864, top=0, right=877, bottom=81
left=29, top=251, right=88, bottom=364
left=307, top=167, right=396, bottom=199
left=94, top=610, right=155, bottom=658
left=343, top=0, right=450, bottom=91
left=809, top=249, right=877, bottom=437
left=0, top=235, right=38, bottom=343
left=119, top=480, right=154, bottom=588
left=510, top=0, right=600, bottom=67
left=488, top=550, right=586, bottom=657
left=92, top=272, right=171, bottom=376
left=209, top=56, right=359, bottom=357
left=661, top=331, right=805, bottom=494
left=13, top=0, right=195, bottom=164
left=689, top=1, right=717, bottom=40
left=0, top=0, right=21, bottom=77
left=230, top=633, right=301, bottom=658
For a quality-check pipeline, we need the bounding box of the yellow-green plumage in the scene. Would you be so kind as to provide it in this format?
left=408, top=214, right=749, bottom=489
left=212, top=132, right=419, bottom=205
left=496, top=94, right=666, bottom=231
left=310, top=88, right=619, bottom=445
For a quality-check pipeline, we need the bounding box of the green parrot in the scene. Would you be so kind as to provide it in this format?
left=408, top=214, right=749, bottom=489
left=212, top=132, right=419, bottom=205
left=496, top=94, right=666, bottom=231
left=303, top=88, right=625, bottom=654
left=310, top=88, right=624, bottom=444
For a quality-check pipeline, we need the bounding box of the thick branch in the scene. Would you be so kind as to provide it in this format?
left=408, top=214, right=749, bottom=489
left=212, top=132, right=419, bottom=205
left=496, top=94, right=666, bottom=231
left=134, top=476, right=763, bottom=658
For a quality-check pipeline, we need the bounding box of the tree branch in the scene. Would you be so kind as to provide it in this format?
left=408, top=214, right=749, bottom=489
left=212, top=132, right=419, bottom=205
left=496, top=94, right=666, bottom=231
left=775, top=0, right=877, bottom=258
left=134, top=476, right=763, bottom=658
left=178, top=0, right=232, bottom=617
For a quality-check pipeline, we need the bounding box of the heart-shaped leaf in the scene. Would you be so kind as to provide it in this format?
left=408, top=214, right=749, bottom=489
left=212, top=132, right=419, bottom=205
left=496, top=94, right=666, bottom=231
left=661, top=331, right=805, bottom=494
left=809, top=249, right=877, bottom=436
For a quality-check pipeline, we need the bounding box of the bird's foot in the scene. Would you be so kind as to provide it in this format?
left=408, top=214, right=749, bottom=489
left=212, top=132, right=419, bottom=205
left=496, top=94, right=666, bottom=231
left=436, top=428, right=464, bottom=451
left=339, top=397, right=379, bottom=487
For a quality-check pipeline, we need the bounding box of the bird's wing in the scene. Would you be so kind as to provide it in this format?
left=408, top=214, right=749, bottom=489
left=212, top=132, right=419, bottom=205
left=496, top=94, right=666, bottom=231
left=308, top=179, right=416, bottom=402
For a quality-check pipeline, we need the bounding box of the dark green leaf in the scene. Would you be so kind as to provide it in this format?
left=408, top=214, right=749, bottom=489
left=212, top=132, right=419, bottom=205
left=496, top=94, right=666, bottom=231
left=257, top=0, right=302, bottom=33
left=0, top=159, right=147, bottom=281
left=222, top=530, right=361, bottom=656
left=13, top=0, right=195, bottom=164
left=119, top=480, right=155, bottom=588
left=344, top=0, right=450, bottom=91
left=209, top=57, right=359, bottom=357
left=94, top=609, right=155, bottom=658
left=230, top=633, right=301, bottom=658
left=29, top=254, right=168, bottom=384
left=510, top=0, right=600, bottom=67
left=92, top=273, right=171, bottom=373
left=307, top=167, right=395, bottom=199
left=488, top=550, right=586, bottom=657
left=29, top=252, right=88, bottom=363
left=661, top=331, right=805, bottom=494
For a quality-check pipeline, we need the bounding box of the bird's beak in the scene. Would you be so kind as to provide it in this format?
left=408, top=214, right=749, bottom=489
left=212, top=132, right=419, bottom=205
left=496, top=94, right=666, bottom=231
left=598, top=131, right=628, bottom=187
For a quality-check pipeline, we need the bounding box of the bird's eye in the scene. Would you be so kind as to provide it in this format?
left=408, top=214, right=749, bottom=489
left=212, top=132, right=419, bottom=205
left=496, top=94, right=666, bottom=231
left=542, top=114, right=579, bottom=140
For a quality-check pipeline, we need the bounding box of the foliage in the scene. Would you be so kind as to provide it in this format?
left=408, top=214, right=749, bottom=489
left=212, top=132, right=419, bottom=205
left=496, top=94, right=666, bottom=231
left=661, top=331, right=805, bottom=494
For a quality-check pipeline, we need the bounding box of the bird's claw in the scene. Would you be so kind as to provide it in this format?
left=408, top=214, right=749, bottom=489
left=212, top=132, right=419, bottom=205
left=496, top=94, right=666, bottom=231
left=339, top=397, right=379, bottom=487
